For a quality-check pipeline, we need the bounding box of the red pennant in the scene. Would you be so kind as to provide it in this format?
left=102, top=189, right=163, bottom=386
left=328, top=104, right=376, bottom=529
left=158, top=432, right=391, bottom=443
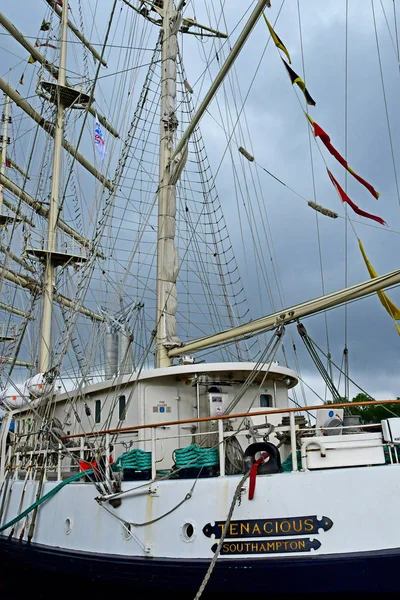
left=327, top=170, right=386, bottom=226
left=309, top=117, right=379, bottom=199
left=39, top=43, right=57, bottom=50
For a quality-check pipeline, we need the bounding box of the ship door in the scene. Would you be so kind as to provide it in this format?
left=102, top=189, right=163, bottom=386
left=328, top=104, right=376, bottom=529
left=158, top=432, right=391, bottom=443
left=143, top=385, right=180, bottom=471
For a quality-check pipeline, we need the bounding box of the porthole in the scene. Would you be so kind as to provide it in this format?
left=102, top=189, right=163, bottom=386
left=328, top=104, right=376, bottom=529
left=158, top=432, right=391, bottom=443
left=181, top=520, right=196, bottom=542
left=65, top=518, right=72, bottom=535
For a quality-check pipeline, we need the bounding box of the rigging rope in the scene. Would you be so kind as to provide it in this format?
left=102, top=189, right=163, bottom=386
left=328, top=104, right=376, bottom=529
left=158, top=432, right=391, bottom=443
left=193, top=470, right=250, bottom=600
left=297, top=322, right=341, bottom=402
left=297, top=0, right=333, bottom=390
left=0, top=469, right=93, bottom=534
left=371, top=0, right=400, bottom=210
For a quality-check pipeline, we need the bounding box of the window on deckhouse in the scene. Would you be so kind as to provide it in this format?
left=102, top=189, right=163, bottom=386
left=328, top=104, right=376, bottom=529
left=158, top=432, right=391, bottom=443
left=95, top=399, right=101, bottom=423
left=260, top=394, right=273, bottom=407
left=119, top=395, right=126, bottom=421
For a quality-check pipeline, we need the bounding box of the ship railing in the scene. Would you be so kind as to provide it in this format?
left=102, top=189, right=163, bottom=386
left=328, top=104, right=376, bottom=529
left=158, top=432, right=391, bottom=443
left=0, top=322, right=17, bottom=339
left=23, top=228, right=89, bottom=261
left=8, top=427, right=225, bottom=481
left=3, top=399, right=400, bottom=482
left=57, top=399, right=400, bottom=481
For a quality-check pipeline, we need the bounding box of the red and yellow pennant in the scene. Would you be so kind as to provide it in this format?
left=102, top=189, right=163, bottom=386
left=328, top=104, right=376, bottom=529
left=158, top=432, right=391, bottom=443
left=327, top=170, right=386, bottom=226
left=308, top=115, right=379, bottom=199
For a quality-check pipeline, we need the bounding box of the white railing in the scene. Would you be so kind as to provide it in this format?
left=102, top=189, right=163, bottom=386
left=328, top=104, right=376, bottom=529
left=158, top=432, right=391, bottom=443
left=0, top=322, right=16, bottom=339
left=2, top=399, right=400, bottom=482
left=24, top=229, right=88, bottom=260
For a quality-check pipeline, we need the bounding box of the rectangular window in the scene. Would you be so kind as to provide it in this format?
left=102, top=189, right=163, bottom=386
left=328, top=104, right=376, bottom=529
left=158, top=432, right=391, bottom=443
left=119, top=395, right=126, bottom=421
left=95, top=399, right=101, bottom=424
left=260, top=394, right=273, bottom=408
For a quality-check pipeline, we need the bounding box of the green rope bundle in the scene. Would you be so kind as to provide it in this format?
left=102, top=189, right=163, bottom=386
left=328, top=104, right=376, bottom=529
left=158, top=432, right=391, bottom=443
left=113, top=448, right=152, bottom=472
left=174, top=445, right=219, bottom=469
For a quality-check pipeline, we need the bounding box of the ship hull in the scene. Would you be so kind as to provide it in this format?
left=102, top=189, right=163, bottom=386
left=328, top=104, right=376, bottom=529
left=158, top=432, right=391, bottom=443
left=1, top=536, right=400, bottom=595
left=2, top=465, right=400, bottom=595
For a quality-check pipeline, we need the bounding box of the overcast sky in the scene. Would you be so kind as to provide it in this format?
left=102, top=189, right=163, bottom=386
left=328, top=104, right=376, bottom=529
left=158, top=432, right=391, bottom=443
left=1, top=1, right=400, bottom=403
left=188, top=0, right=400, bottom=402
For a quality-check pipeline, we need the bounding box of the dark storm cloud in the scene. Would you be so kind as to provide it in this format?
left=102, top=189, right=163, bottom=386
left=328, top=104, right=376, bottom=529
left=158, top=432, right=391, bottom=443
left=188, top=1, right=400, bottom=396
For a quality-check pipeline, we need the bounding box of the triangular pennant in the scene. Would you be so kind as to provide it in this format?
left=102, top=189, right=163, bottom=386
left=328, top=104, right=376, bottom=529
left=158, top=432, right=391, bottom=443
left=358, top=238, right=400, bottom=331
left=263, top=14, right=291, bottom=63
left=307, top=114, right=379, bottom=199
left=282, top=59, right=315, bottom=106
left=327, top=170, right=386, bottom=226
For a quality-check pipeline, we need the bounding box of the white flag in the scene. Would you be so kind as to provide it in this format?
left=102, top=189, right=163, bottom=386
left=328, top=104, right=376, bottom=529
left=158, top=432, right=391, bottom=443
left=94, top=113, right=106, bottom=161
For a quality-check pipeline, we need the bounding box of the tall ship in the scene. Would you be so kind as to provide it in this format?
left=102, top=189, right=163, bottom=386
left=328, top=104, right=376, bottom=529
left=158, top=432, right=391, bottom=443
left=1, top=0, right=400, bottom=595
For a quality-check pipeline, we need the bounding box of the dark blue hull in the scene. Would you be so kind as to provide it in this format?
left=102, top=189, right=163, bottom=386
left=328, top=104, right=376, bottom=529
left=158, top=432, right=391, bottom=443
left=1, top=536, right=400, bottom=596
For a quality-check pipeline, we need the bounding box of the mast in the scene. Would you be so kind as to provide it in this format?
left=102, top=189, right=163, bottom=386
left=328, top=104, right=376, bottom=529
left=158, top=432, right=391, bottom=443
left=0, top=93, right=9, bottom=215
left=154, top=0, right=270, bottom=367
left=0, top=78, right=112, bottom=190
left=155, top=0, right=180, bottom=367
left=46, top=0, right=108, bottom=67
left=0, top=12, right=118, bottom=138
left=0, top=264, right=103, bottom=320
left=39, top=0, right=69, bottom=373
left=0, top=172, right=99, bottom=251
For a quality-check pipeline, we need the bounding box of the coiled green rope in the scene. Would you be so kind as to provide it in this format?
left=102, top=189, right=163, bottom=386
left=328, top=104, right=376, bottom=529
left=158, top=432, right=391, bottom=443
left=112, top=448, right=151, bottom=471
left=173, top=445, right=219, bottom=469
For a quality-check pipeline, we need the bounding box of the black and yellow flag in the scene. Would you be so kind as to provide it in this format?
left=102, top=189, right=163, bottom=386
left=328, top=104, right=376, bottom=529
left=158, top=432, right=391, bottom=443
left=28, top=55, right=36, bottom=64
left=40, top=20, right=51, bottom=31
left=358, top=239, right=400, bottom=334
left=263, top=13, right=291, bottom=63
left=281, top=58, right=316, bottom=106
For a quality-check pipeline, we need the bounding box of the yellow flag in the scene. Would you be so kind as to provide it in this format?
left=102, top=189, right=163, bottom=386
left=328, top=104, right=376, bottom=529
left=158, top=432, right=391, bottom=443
left=358, top=239, right=400, bottom=328
left=263, top=14, right=291, bottom=64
